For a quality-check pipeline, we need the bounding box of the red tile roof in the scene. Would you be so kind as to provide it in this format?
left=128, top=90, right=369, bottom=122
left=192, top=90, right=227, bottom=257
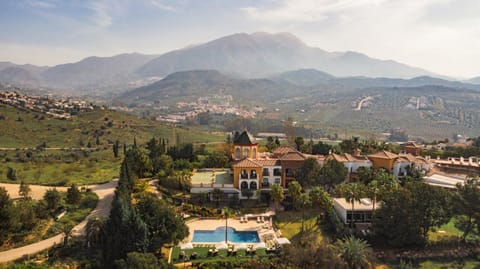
left=279, top=151, right=306, bottom=161
left=233, top=158, right=262, bottom=168
left=367, top=150, right=398, bottom=159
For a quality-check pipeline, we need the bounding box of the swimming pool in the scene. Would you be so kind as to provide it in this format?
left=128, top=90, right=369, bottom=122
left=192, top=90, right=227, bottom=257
left=192, top=227, right=259, bottom=243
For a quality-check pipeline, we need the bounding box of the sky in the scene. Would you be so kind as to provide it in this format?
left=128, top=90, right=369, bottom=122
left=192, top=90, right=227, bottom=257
left=1, top=0, right=480, bottom=78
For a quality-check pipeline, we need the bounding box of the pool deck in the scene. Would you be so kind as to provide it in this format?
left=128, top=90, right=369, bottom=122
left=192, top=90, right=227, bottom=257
left=186, top=217, right=276, bottom=244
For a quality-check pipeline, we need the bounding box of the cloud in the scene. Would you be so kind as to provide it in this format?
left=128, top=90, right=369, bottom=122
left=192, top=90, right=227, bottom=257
left=242, top=0, right=388, bottom=24
left=26, top=0, right=57, bottom=9
left=148, top=0, right=183, bottom=11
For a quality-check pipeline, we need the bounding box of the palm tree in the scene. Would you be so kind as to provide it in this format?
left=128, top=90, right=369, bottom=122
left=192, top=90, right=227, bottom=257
left=86, top=217, right=105, bottom=247
left=366, top=180, right=379, bottom=213
left=339, top=183, right=364, bottom=227
left=296, top=193, right=311, bottom=233
left=222, top=207, right=234, bottom=243
left=335, top=236, right=375, bottom=269
left=212, top=188, right=223, bottom=207
left=270, top=184, right=284, bottom=212
left=61, top=221, right=74, bottom=247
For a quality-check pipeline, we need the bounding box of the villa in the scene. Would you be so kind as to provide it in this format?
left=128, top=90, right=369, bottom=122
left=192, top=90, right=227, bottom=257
left=333, top=198, right=378, bottom=224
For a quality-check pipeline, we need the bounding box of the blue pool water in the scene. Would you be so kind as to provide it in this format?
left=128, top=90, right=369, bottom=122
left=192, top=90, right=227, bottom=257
left=192, top=227, right=259, bottom=243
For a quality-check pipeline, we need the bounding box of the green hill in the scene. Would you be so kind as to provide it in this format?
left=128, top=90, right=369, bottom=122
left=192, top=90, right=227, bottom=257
left=0, top=104, right=222, bottom=148
left=0, top=104, right=223, bottom=185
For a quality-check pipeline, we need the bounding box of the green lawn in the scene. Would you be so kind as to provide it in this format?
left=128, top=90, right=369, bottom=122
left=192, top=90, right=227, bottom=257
left=273, top=209, right=323, bottom=242
left=0, top=149, right=121, bottom=185
left=171, top=246, right=269, bottom=264
left=428, top=218, right=463, bottom=242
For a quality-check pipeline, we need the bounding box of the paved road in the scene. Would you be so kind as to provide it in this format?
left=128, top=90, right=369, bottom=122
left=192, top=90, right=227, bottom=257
left=0, top=180, right=117, bottom=264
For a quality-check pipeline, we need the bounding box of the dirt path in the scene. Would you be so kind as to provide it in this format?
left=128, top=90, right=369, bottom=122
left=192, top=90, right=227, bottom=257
left=0, top=183, right=69, bottom=200
left=0, top=180, right=118, bottom=263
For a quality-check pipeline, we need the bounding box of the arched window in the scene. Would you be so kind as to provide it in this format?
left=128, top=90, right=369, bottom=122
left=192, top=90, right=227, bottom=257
left=243, top=147, right=250, bottom=158
left=252, top=148, right=257, bottom=159
left=235, top=147, right=241, bottom=159
left=241, top=181, right=248, bottom=189
left=250, top=181, right=257, bottom=190
left=241, top=169, right=248, bottom=179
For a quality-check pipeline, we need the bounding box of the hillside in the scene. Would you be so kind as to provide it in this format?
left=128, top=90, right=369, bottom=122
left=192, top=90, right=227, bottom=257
left=0, top=103, right=223, bottom=148
left=41, top=53, right=158, bottom=92
left=118, top=70, right=308, bottom=105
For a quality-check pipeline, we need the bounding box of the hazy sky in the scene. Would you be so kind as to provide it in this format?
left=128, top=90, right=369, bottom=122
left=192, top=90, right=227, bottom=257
left=1, top=0, right=479, bottom=78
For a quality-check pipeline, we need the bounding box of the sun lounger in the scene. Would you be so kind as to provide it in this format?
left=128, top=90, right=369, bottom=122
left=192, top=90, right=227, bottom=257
left=257, top=216, right=261, bottom=223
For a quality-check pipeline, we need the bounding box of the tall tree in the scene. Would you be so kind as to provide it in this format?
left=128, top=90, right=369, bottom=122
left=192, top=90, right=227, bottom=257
left=296, top=158, right=322, bottom=188
left=136, top=194, right=189, bottom=251
left=18, top=181, right=31, bottom=200
left=43, top=188, right=62, bottom=210
left=288, top=181, right=302, bottom=210
left=309, top=186, right=333, bottom=218
left=319, top=159, right=348, bottom=192
left=270, top=184, right=284, bottom=212
left=212, top=188, right=223, bottom=208
left=0, top=187, right=14, bottom=241
left=86, top=217, right=105, bottom=247
left=374, top=182, right=452, bottom=247
left=294, top=136, right=305, bottom=151
left=66, top=183, right=81, bottom=205
left=453, top=176, right=480, bottom=240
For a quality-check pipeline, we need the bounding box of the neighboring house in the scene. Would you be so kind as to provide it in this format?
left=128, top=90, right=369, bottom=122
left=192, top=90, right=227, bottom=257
left=367, top=150, right=398, bottom=171
left=333, top=198, right=378, bottom=224
left=403, top=142, right=421, bottom=156
left=328, top=152, right=372, bottom=182
left=368, top=151, right=432, bottom=180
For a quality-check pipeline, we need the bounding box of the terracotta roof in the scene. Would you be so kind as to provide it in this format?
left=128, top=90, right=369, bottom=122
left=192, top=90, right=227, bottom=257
left=272, top=146, right=297, bottom=156
left=233, top=158, right=261, bottom=168
left=328, top=153, right=371, bottom=163
left=234, top=131, right=257, bottom=145
left=330, top=153, right=348, bottom=162
left=403, top=142, right=421, bottom=148
left=256, top=159, right=281, bottom=166
left=367, top=150, right=398, bottom=159
left=280, top=151, right=306, bottom=161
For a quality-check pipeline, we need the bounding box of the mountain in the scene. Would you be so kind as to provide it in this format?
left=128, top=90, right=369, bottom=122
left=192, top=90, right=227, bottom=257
left=466, top=76, right=480, bottom=85
left=271, top=69, right=480, bottom=90
left=118, top=69, right=306, bottom=104
left=138, top=32, right=436, bottom=79
left=41, top=53, right=157, bottom=91
left=271, top=69, right=334, bottom=86
left=0, top=67, right=41, bottom=84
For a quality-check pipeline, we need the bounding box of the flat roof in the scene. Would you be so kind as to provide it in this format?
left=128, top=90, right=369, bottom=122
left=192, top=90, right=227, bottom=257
left=333, top=198, right=377, bottom=211
left=424, top=173, right=465, bottom=189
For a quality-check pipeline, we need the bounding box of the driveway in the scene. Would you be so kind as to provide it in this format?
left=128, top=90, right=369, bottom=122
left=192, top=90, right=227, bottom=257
left=0, top=180, right=118, bottom=263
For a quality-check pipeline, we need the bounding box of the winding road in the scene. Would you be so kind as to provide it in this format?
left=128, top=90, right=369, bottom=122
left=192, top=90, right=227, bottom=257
left=0, top=180, right=117, bottom=263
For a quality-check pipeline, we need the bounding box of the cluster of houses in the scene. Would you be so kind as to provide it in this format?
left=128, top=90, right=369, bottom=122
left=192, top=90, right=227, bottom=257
left=156, top=96, right=260, bottom=124
left=191, top=131, right=480, bottom=225
left=0, top=91, right=94, bottom=119
left=229, top=131, right=432, bottom=192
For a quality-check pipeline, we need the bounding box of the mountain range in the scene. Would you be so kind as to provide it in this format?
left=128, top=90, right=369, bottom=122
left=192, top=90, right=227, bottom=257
left=2, top=32, right=479, bottom=94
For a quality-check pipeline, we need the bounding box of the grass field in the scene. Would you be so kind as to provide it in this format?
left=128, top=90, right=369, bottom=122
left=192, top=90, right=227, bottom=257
left=0, top=104, right=224, bottom=185
left=273, top=209, right=324, bottom=242
left=0, top=149, right=120, bottom=185
left=0, top=104, right=223, bottom=148
left=428, top=218, right=463, bottom=242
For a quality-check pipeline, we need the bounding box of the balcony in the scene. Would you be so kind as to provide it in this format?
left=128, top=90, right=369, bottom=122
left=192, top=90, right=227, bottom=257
left=273, top=169, right=282, bottom=176
left=250, top=173, right=258, bottom=179
left=261, top=182, right=270, bottom=188
left=240, top=173, right=248, bottom=179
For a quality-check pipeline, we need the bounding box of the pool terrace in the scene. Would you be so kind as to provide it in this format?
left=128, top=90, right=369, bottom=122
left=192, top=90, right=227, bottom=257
left=190, top=168, right=234, bottom=190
